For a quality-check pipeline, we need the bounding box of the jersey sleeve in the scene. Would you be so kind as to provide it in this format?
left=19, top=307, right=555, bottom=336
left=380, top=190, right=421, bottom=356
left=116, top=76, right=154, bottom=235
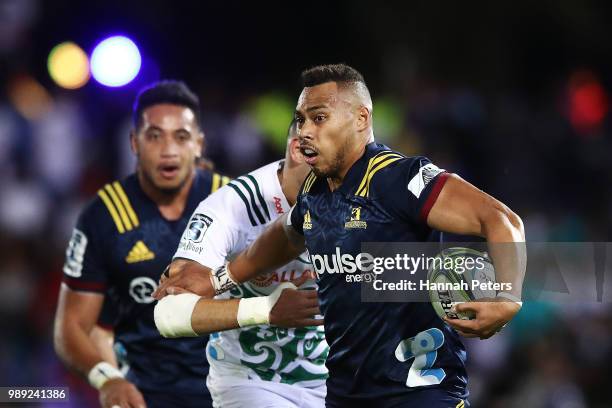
left=62, top=202, right=110, bottom=293
left=173, top=185, right=246, bottom=269
left=383, top=156, right=450, bottom=224
left=288, top=198, right=305, bottom=236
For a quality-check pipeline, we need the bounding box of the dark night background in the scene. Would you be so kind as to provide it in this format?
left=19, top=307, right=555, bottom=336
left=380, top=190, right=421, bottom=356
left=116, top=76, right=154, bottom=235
left=1, top=1, right=612, bottom=406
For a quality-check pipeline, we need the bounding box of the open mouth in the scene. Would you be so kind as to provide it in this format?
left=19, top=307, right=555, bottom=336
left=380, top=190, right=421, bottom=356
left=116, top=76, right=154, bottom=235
left=158, top=164, right=180, bottom=179
left=300, top=146, right=319, bottom=164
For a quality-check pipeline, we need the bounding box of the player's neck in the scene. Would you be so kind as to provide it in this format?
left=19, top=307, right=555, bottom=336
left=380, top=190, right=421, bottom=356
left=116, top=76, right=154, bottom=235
left=138, top=170, right=195, bottom=221
left=327, top=142, right=367, bottom=191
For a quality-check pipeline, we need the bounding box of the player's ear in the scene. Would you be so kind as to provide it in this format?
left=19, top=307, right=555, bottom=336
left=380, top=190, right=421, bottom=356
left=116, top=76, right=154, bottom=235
left=195, top=130, right=205, bottom=159
left=355, top=105, right=371, bottom=133
left=287, top=137, right=304, bottom=164
left=130, top=130, right=138, bottom=155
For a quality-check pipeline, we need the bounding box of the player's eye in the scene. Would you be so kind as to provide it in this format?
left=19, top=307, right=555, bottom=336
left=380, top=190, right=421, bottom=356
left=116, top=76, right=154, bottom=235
left=146, top=130, right=161, bottom=140
left=295, top=116, right=305, bottom=126
left=176, top=132, right=190, bottom=142
left=314, top=114, right=326, bottom=123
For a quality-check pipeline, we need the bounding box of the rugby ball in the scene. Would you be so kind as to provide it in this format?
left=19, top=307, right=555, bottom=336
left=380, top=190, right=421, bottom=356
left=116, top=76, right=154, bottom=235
left=428, top=247, right=496, bottom=320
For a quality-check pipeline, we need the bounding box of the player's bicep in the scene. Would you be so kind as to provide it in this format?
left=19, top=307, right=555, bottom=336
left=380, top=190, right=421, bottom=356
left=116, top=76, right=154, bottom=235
left=426, top=174, right=491, bottom=237
left=55, top=284, right=105, bottom=336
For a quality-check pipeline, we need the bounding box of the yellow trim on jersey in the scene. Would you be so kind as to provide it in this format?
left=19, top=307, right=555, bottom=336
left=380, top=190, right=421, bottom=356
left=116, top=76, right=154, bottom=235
left=112, top=182, right=139, bottom=227
left=302, top=172, right=317, bottom=194
left=104, top=184, right=133, bottom=231
left=211, top=173, right=221, bottom=192
left=98, top=189, right=126, bottom=233
left=356, top=152, right=403, bottom=197
left=221, top=175, right=231, bottom=186
left=456, top=400, right=465, bottom=408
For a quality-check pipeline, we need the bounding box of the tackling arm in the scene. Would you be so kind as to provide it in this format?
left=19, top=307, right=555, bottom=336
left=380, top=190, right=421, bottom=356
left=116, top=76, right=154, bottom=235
left=153, top=212, right=305, bottom=299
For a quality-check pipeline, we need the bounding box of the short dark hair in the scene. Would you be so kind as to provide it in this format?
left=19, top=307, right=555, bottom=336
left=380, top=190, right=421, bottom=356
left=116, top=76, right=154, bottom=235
left=300, top=63, right=365, bottom=88
left=132, top=80, right=202, bottom=130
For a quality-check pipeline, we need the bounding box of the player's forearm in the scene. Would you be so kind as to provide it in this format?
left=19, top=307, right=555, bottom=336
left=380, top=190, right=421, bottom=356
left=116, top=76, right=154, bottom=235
left=230, top=215, right=304, bottom=283
left=90, top=326, right=118, bottom=368
left=54, top=318, right=109, bottom=378
left=481, top=204, right=526, bottom=298
left=190, top=298, right=240, bottom=335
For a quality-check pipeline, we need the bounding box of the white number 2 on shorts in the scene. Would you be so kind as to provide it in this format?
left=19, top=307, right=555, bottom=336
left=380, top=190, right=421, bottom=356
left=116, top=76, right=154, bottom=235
left=395, top=328, right=446, bottom=387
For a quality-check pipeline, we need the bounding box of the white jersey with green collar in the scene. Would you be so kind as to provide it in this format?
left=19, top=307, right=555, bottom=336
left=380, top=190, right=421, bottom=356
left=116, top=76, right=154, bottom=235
left=174, top=160, right=328, bottom=388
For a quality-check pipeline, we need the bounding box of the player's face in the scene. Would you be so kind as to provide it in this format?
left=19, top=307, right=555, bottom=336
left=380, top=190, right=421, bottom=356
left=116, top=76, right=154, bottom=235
left=131, top=104, right=203, bottom=193
left=294, top=82, right=360, bottom=179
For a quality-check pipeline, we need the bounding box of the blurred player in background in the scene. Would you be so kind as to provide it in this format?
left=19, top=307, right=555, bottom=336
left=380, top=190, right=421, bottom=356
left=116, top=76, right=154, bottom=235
left=54, top=81, right=228, bottom=408
left=154, top=121, right=328, bottom=407
left=155, top=64, right=526, bottom=407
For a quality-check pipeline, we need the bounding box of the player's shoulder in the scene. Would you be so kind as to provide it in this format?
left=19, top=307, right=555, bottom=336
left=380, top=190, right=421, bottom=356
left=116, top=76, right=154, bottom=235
left=197, top=161, right=280, bottom=228
left=79, top=174, right=141, bottom=235
left=195, top=168, right=231, bottom=195
left=355, top=144, right=443, bottom=199
left=222, top=161, right=281, bottom=226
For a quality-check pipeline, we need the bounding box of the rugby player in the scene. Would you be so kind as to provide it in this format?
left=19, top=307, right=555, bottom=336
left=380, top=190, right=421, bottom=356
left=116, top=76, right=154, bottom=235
left=155, top=65, right=526, bottom=407
left=54, top=81, right=228, bottom=408
left=154, top=121, right=328, bottom=407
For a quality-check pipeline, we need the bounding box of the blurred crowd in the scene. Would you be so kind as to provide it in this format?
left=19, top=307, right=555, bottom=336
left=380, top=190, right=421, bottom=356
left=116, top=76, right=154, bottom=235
left=2, top=0, right=612, bottom=407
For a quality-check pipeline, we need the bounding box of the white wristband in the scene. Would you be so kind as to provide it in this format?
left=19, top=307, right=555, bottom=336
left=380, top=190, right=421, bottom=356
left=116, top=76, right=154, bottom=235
left=497, top=291, right=523, bottom=307
left=210, top=262, right=239, bottom=295
left=154, top=293, right=201, bottom=338
left=236, top=282, right=297, bottom=327
left=88, top=361, right=124, bottom=390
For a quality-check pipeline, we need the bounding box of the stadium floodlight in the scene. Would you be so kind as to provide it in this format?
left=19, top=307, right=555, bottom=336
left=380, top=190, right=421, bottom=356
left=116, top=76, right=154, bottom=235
left=48, top=42, right=90, bottom=89
left=90, top=35, right=141, bottom=87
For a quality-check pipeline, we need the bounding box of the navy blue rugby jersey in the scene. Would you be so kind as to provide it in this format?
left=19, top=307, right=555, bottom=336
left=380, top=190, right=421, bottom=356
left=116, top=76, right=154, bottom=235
left=62, top=169, right=230, bottom=399
left=289, top=143, right=468, bottom=404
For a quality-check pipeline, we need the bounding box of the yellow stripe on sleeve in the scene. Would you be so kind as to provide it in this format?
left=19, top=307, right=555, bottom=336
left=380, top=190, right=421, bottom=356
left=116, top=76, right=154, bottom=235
left=104, top=185, right=133, bottom=231
left=221, top=176, right=231, bottom=186
left=356, top=152, right=403, bottom=196
left=112, top=182, right=139, bottom=227
left=357, top=155, right=403, bottom=197
left=98, top=189, right=126, bottom=234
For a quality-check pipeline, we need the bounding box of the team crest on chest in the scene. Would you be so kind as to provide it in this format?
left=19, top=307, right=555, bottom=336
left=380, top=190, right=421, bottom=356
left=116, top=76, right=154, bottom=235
left=345, top=206, right=367, bottom=229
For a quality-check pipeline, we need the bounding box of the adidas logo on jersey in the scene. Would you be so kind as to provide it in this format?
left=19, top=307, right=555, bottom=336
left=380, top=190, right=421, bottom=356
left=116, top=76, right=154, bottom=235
left=303, top=210, right=312, bottom=230
left=125, top=241, right=155, bottom=263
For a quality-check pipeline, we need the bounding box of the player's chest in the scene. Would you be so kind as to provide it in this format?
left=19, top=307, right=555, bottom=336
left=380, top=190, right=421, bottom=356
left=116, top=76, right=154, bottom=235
left=106, top=218, right=187, bottom=298
left=302, top=193, right=399, bottom=253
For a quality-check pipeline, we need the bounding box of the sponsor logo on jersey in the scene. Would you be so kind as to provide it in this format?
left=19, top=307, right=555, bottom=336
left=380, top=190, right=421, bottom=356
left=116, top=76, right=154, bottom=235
left=184, top=213, right=213, bottom=243
left=129, top=276, right=157, bottom=303
left=273, top=196, right=284, bottom=214
left=310, top=247, right=375, bottom=276
left=125, top=240, right=155, bottom=263
left=63, top=228, right=88, bottom=277
left=407, top=163, right=444, bottom=198
left=344, top=206, right=367, bottom=229
left=251, top=269, right=314, bottom=287
left=303, top=210, right=312, bottom=230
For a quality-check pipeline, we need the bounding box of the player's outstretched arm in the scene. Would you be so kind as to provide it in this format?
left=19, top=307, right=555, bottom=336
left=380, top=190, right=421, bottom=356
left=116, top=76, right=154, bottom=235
left=153, top=212, right=305, bottom=299
left=426, top=174, right=526, bottom=339
left=54, top=285, right=147, bottom=408
left=154, top=272, right=322, bottom=337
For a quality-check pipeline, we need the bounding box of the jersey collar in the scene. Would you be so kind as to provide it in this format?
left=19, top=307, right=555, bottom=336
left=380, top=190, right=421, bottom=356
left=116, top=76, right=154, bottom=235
left=336, top=142, right=380, bottom=195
